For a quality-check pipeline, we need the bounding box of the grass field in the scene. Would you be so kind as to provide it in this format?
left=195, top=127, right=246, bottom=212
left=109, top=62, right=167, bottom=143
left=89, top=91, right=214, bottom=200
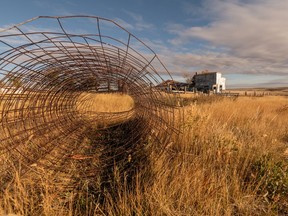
left=226, top=87, right=288, bottom=97
left=77, top=93, right=134, bottom=113
left=0, top=92, right=288, bottom=215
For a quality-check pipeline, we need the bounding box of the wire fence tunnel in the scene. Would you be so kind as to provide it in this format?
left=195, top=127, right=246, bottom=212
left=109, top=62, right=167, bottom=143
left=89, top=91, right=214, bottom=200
left=0, top=16, right=180, bottom=180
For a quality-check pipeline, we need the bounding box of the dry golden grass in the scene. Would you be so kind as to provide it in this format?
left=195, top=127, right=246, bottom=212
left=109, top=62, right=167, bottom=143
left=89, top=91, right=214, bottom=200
left=77, top=92, right=134, bottom=113
left=76, top=92, right=135, bottom=128
left=227, top=87, right=288, bottom=96
left=102, top=95, right=288, bottom=215
left=1, top=94, right=288, bottom=215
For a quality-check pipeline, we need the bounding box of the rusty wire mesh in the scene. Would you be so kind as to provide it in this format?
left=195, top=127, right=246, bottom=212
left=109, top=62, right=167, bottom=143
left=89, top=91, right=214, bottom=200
left=0, top=16, right=180, bottom=183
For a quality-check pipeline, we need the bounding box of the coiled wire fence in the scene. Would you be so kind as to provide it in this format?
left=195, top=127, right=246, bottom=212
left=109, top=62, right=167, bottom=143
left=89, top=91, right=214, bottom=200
left=0, top=16, right=181, bottom=185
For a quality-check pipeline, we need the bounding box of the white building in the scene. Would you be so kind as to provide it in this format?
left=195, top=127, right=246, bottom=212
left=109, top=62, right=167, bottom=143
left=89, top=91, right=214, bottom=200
left=193, top=72, right=226, bottom=93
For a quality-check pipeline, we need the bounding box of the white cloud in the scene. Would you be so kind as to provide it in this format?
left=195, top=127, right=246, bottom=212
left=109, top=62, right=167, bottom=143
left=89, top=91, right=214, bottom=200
left=123, top=10, right=155, bottom=31
left=114, top=18, right=134, bottom=30
left=166, top=0, right=288, bottom=76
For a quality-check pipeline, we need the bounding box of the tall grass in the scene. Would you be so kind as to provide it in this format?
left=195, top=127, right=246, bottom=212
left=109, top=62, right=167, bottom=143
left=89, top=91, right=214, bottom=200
left=77, top=93, right=134, bottom=113
left=148, top=96, right=288, bottom=215
left=1, top=95, right=288, bottom=215
left=101, top=95, right=288, bottom=215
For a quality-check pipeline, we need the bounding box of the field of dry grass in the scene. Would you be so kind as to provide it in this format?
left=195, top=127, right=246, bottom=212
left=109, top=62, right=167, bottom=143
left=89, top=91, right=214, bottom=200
left=226, top=87, right=288, bottom=97
left=77, top=93, right=134, bottom=113
left=0, top=94, right=288, bottom=215
left=76, top=93, right=135, bottom=128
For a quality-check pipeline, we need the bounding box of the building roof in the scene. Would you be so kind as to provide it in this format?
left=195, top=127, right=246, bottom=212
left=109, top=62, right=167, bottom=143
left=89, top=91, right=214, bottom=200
left=157, top=80, right=177, bottom=87
left=157, top=80, right=189, bottom=88
left=195, top=71, right=219, bottom=76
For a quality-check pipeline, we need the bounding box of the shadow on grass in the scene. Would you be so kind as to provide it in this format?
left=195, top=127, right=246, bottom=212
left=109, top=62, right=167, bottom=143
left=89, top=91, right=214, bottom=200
left=71, top=117, right=153, bottom=213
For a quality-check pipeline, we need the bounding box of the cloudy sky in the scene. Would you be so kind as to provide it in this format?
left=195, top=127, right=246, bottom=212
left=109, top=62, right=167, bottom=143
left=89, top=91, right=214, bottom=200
left=1, top=0, right=288, bottom=88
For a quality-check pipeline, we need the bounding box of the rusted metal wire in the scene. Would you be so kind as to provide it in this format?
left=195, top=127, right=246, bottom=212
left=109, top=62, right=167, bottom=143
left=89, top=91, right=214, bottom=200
left=0, top=16, right=180, bottom=182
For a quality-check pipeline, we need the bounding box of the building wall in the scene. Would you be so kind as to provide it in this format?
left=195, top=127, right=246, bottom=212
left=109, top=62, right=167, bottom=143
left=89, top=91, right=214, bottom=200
left=194, top=73, right=216, bottom=90
left=193, top=72, right=226, bottom=93
left=219, top=77, right=226, bottom=91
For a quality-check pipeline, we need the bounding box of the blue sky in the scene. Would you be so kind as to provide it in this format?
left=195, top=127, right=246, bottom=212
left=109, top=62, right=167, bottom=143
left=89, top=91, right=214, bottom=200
left=1, top=0, right=288, bottom=88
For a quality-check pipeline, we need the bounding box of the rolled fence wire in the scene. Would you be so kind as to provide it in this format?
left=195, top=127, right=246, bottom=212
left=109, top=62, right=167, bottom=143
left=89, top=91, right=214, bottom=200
left=0, top=16, right=182, bottom=186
